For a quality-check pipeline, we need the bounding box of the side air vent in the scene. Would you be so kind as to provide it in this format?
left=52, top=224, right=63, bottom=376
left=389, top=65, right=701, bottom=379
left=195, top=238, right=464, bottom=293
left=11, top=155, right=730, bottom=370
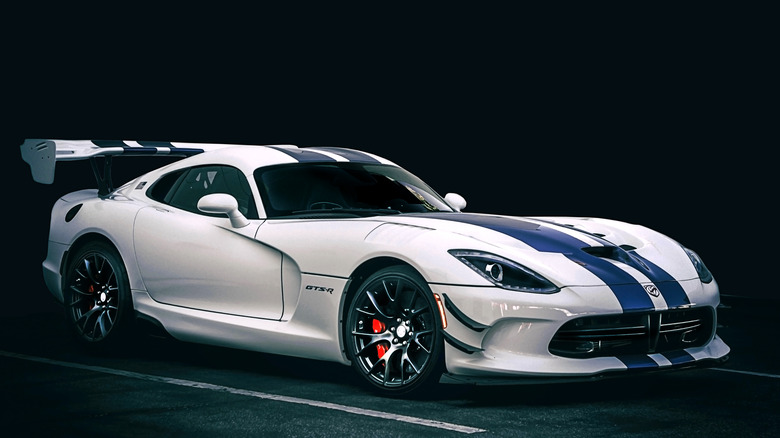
left=65, top=204, right=83, bottom=222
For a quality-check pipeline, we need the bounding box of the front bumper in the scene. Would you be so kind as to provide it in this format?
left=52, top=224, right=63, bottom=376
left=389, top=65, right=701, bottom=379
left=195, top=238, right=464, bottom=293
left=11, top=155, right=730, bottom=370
left=439, top=353, right=729, bottom=385
left=431, top=283, right=731, bottom=381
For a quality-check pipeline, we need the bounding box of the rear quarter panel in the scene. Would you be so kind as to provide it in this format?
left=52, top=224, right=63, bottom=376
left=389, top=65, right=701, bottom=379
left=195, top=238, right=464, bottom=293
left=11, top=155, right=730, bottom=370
left=48, top=190, right=148, bottom=294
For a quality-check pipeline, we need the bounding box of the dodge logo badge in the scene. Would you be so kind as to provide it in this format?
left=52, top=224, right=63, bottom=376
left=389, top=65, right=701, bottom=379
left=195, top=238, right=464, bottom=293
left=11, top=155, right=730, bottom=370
left=644, top=285, right=660, bottom=297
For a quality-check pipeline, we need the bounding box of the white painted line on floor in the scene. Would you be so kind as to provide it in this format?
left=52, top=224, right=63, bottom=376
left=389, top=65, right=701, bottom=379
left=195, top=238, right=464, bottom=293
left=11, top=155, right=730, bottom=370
left=0, top=350, right=486, bottom=434
left=711, top=367, right=780, bottom=379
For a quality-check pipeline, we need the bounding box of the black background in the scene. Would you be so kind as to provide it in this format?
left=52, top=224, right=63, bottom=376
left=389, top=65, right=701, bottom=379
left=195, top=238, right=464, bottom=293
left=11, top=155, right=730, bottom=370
left=6, top=7, right=774, bottom=303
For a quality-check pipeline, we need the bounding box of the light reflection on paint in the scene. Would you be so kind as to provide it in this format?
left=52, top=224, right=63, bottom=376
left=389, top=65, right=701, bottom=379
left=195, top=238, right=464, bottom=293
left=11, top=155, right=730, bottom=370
left=489, top=302, right=576, bottom=318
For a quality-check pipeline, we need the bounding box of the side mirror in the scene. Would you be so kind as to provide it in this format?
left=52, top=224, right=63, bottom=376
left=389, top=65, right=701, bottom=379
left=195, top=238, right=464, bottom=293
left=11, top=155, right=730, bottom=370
left=444, top=193, right=467, bottom=212
left=197, top=193, right=250, bottom=228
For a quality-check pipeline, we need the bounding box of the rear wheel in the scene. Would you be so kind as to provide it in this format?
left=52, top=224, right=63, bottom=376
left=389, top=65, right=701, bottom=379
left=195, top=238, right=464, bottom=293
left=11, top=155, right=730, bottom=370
left=345, top=266, right=444, bottom=396
left=63, top=241, right=134, bottom=349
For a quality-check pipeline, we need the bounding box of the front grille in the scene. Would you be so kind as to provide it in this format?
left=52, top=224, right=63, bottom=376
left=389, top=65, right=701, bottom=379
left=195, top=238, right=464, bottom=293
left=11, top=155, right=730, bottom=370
left=549, top=307, right=714, bottom=358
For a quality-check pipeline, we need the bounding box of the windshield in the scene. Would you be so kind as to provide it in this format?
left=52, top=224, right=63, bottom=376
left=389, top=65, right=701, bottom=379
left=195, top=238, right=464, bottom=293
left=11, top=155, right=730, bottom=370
left=254, top=163, right=453, bottom=218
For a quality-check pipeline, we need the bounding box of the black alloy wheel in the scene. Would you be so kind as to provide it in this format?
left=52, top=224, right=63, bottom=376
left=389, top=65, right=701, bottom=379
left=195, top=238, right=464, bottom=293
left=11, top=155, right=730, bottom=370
left=346, top=266, right=444, bottom=396
left=63, top=241, right=134, bottom=348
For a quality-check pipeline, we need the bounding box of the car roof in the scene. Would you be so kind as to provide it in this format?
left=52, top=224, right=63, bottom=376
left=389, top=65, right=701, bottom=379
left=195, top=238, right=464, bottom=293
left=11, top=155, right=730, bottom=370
left=176, top=145, right=398, bottom=172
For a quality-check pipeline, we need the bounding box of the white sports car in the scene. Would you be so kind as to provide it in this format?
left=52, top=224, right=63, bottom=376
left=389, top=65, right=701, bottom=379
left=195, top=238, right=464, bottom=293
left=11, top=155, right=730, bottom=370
left=21, top=139, right=730, bottom=396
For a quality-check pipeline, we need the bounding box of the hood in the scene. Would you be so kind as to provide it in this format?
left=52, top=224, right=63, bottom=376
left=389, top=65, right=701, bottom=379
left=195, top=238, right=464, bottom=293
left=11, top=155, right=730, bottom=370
left=392, top=212, right=697, bottom=312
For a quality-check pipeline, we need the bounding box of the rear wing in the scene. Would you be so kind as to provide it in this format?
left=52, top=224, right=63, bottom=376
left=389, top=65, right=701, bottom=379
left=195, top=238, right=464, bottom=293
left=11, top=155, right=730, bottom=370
left=20, top=139, right=293, bottom=196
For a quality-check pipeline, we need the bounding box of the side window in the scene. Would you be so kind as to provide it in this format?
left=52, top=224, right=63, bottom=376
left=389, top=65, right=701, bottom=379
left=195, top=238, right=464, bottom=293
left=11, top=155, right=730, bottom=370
left=147, top=165, right=258, bottom=219
left=148, top=168, right=186, bottom=203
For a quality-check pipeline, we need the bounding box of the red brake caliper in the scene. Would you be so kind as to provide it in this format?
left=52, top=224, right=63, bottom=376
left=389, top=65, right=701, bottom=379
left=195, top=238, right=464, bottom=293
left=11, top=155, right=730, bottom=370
left=87, top=284, right=96, bottom=310
left=372, top=319, right=388, bottom=359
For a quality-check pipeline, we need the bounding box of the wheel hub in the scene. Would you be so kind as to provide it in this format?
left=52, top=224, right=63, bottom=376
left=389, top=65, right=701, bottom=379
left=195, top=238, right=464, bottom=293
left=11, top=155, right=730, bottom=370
left=391, top=320, right=413, bottom=345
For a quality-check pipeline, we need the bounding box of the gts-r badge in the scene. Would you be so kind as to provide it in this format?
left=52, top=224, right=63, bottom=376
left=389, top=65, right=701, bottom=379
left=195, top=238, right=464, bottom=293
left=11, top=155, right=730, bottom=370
left=306, top=285, right=334, bottom=294
left=644, top=284, right=661, bottom=297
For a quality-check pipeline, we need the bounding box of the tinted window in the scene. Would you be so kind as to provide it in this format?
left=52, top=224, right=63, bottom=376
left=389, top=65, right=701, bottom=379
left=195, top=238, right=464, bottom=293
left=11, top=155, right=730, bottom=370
left=148, top=165, right=258, bottom=219
left=254, top=163, right=452, bottom=218
left=148, top=168, right=185, bottom=202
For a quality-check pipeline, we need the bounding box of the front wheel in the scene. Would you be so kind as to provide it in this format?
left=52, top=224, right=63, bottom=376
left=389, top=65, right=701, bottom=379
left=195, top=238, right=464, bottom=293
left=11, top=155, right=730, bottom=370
left=345, top=266, right=445, bottom=396
left=62, top=241, right=135, bottom=350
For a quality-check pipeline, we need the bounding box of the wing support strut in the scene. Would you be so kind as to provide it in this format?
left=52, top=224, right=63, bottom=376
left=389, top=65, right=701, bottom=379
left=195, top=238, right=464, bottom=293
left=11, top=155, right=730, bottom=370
left=89, top=156, right=114, bottom=197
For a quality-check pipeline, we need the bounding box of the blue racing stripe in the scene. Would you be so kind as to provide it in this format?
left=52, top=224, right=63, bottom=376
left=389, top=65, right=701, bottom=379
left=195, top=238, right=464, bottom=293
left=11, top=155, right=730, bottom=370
left=662, top=350, right=696, bottom=365
left=166, top=148, right=206, bottom=156
left=630, top=253, right=690, bottom=307
left=618, top=355, right=659, bottom=370
left=427, top=213, right=584, bottom=251
left=268, top=146, right=336, bottom=162
left=90, top=140, right=204, bottom=157
left=92, top=140, right=127, bottom=147
left=565, top=252, right=655, bottom=312
left=310, top=147, right=383, bottom=164
left=425, top=213, right=659, bottom=312
left=117, top=147, right=159, bottom=155
left=137, top=141, right=174, bottom=147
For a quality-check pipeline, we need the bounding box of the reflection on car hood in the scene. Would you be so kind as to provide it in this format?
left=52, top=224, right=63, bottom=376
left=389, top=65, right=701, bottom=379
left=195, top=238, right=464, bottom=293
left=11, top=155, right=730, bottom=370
left=392, top=212, right=696, bottom=312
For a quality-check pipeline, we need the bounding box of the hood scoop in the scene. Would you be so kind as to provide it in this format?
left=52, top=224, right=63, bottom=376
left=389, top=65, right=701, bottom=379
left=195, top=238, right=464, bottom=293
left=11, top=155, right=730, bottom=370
left=581, top=245, right=647, bottom=271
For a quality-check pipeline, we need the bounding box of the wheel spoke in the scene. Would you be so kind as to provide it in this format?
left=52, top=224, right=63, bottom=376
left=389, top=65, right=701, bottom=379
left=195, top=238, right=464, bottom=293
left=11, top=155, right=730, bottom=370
left=389, top=279, right=409, bottom=314
left=353, top=332, right=389, bottom=357
left=97, top=311, right=109, bottom=338
left=367, top=349, right=388, bottom=374
left=84, top=258, right=100, bottom=284
left=409, top=303, right=428, bottom=317
left=381, top=349, right=397, bottom=384
left=76, top=306, right=102, bottom=325
left=356, top=307, right=375, bottom=316
left=105, top=268, right=116, bottom=286
left=386, top=355, right=398, bottom=384
left=403, top=353, right=421, bottom=375
left=96, top=254, right=108, bottom=277
left=412, top=329, right=433, bottom=353
left=403, top=286, right=417, bottom=313
left=365, top=290, right=391, bottom=319
left=381, top=279, right=396, bottom=303
left=70, top=285, right=92, bottom=297
left=70, top=295, right=90, bottom=306
left=389, top=279, right=415, bottom=315
left=91, top=313, right=103, bottom=339
left=75, top=265, right=89, bottom=282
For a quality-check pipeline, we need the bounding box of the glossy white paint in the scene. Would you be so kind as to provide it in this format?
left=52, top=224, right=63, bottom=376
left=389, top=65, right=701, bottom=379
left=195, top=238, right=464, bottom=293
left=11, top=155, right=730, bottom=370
left=25, top=140, right=729, bottom=385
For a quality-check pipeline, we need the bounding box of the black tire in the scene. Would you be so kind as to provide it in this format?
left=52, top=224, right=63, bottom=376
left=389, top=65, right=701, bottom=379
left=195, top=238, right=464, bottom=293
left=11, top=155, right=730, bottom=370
left=62, top=241, right=135, bottom=350
left=345, top=266, right=445, bottom=396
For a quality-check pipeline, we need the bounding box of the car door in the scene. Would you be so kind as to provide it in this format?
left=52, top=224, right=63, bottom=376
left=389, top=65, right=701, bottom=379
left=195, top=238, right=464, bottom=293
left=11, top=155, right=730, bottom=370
left=133, top=165, right=283, bottom=320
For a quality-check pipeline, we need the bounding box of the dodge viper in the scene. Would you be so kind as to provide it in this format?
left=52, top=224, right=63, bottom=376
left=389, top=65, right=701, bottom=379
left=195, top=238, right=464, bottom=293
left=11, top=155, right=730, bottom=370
left=20, top=139, right=730, bottom=396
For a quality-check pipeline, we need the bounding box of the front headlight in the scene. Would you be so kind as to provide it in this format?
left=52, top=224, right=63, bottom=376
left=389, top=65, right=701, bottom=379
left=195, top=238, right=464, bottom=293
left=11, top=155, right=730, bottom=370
left=683, top=247, right=713, bottom=283
left=449, top=250, right=560, bottom=293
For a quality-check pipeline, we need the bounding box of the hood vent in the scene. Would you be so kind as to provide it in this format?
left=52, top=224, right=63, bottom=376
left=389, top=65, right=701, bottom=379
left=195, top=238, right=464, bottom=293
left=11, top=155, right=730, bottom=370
left=582, top=245, right=639, bottom=268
